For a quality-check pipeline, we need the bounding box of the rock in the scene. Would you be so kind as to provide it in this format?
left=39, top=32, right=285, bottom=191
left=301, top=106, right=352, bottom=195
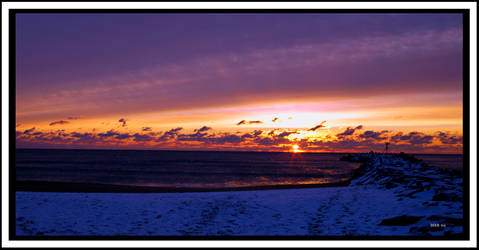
left=379, top=215, right=424, bottom=226
left=432, top=193, right=461, bottom=202
left=409, top=226, right=431, bottom=236
left=346, top=153, right=463, bottom=236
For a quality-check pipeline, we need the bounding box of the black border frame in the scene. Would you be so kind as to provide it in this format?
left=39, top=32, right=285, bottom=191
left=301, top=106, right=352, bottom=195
left=8, top=8, right=471, bottom=241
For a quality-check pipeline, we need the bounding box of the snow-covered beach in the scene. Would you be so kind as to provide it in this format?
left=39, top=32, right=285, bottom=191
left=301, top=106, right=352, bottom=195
left=15, top=153, right=463, bottom=236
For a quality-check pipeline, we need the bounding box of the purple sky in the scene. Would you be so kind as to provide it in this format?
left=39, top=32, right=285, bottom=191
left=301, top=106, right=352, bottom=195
left=16, top=13, right=462, bottom=96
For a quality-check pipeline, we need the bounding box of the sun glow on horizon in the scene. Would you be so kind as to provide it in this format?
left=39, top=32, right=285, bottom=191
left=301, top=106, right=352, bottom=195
left=292, top=144, right=303, bottom=153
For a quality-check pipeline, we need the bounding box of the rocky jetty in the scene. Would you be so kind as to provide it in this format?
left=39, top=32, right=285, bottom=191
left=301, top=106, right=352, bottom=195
left=349, top=153, right=463, bottom=236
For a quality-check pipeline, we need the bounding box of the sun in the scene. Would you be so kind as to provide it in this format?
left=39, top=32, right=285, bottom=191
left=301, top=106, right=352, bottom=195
left=292, top=144, right=302, bottom=153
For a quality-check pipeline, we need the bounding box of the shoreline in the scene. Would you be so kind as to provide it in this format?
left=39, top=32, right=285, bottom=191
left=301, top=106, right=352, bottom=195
left=15, top=180, right=351, bottom=194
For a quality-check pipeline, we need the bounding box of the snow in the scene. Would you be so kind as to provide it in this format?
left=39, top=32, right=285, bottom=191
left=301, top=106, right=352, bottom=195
left=15, top=154, right=463, bottom=236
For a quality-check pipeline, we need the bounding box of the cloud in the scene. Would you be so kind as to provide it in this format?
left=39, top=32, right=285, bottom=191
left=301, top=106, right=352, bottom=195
left=253, top=129, right=292, bottom=146
left=249, top=120, right=263, bottom=124
left=157, top=127, right=183, bottom=141
left=142, top=127, right=152, bottom=132
left=67, top=116, right=81, bottom=120
left=437, top=131, right=462, bottom=144
left=15, top=124, right=462, bottom=154
left=98, top=130, right=120, bottom=138
left=194, top=126, right=212, bottom=133
left=70, top=132, right=98, bottom=144
left=253, top=137, right=276, bottom=146
left=133, top=133, right=155, bottom=142
left=359, top=130, right=388, bottom=140
left=278, top=131, right=296, bottom=137
left=23, top=127, right=35, bottom=134
left=410, top=136, right=434, bottom=145
left=241, top=130, right=264, bottom=139
left=49, top=120, right=69, bottom=126
left=96, top=129, right=131, bottom=140
left=336, top=125, right=363, bottom=137
left=56, top=130, right=141, bottom=143
left=78, top=130, right=135, bottom=142
left=119, top=118, right=127, bottom=127
left=309, top=121, right=327, bottom=131
left=211, top=134, right=245, bottom=144
left=177, top=130, right=247, bottom=145
left=115, top=133, right=132, bottom=140
left=272, top=117, right=279, bottom=122
left=177, top=132, right=209, bottom=141
left=254, top=137, right=290, bottom=146
left=390, top=131, right=434, bottom=145
left=236, top=120, right=246, bottom=125
left=253, top=130, right=263, bottom=136
left=55, top=129, right=68, bottom=137
left=390, top=132, right=408, bottom=141
left=240, top=133, right=254, bottom=139
left=175, top=126, right=214, bottom=141
left=236, top=120, right=264, bottom=126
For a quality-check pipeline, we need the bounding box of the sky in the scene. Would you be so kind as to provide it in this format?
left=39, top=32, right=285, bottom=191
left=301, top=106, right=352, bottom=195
left=15, top=13, right=464, bottom=153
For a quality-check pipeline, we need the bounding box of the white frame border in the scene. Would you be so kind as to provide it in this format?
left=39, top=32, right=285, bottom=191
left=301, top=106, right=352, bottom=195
left=2, top=1, right=477, bottom=248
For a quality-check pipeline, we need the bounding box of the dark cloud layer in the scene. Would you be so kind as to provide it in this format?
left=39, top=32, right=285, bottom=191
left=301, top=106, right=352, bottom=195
left=359, top=130, right=388, bottom=140
left=16, top=125, right=462, bottom=154
left=390, top=131, right=435, bottom=145
left=437, top=131, right=463, bottom=144
left=133, top=133, right=154, bottom=142
left=157, top=127, right=183, bottom=141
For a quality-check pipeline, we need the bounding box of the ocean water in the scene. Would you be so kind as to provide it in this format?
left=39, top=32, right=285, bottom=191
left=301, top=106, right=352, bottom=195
left=15, top=149, right=463, bottom=188
left=16, top=149, right=361, bottom=188
left=413, top=154, right=463, bottom=172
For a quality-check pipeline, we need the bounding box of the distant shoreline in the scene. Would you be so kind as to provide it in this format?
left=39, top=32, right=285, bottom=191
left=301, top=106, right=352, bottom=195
left=15, top=180, right=351, bottom=194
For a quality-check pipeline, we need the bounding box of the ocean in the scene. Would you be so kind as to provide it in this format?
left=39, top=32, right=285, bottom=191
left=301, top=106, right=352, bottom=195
left=15, top=149, right=463, bottom=189
left=413, top=154, right=463, bottom=172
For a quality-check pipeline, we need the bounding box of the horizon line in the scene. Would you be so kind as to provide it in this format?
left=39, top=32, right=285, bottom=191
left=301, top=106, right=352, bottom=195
left=14, top=147, right=463, bottom=155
